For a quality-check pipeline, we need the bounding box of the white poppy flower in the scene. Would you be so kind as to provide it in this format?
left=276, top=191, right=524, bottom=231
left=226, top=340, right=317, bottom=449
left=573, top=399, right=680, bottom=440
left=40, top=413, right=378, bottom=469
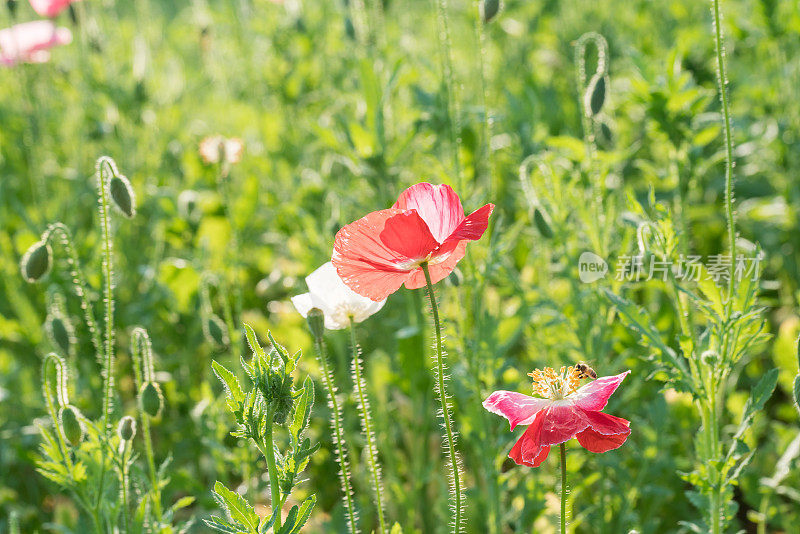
left=291, top=262, right=386, bottom=330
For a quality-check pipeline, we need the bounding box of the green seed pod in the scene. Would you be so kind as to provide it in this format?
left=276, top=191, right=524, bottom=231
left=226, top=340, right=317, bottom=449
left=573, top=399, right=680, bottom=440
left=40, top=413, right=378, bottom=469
left=584, top=73, right=606, bottom=116
left=204, top=315, right=229, bottom=348
left=139, top=381, right=163, bottom=418
left=20, top=240, right=52, bottom=282
left=46, top=313, right=74, bottom=357
left=306, top=308, right=325, bottom=340
left=59, top=405, right=84, bottom=447
left=533, top=208, right=554, bottom=238
left=117, top=415, right=137, bottom=441
left=109, top=174, right=136, bottom=218
left=482, top=0, right=500, bottom=22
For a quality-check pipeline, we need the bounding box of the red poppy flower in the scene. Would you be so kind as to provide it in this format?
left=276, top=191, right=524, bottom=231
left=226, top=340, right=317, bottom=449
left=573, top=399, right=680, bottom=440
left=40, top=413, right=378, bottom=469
left=332, top=183, right=494, bottom=301
left=483, top=367, right=631, bottom=467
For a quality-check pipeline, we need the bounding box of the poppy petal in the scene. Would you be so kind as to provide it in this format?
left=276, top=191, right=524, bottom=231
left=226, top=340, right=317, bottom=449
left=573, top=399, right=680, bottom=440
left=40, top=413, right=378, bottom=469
left=581, top=409, right=631, bottom=435
left=576, top=426, right=631, bottom=453
left=393, top=183, right=465, bottom=242
left=568, top=371, right=630, bottom=411
left=445, top=203, right=494, bottom=242
left=540, top=404, right=591, bottom=445
left=379, top=210, right=441, bottom=261
left=482, top=390, right=549, bottom=430
left=508, top=410, right=549, bottom=466
left=332, top=209, right=418, bottom=301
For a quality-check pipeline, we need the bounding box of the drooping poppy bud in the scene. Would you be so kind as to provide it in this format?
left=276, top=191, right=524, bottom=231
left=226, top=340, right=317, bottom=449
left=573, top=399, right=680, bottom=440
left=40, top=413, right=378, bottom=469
left=20, top=240, right=52, bottom=282
left=585, top=74, right=606, bottom=116
left=139, top=381, right=163, bottom=418
left=482, top=0, right=500, bottom=22
left=204, top=315, right=229, bottom=348
left=59, top=405, right=84, bottom=447
left=117, top=415, right=137, bottom=441
left=46, top=312, right=74, bottom=357
left=109, top=174, right=136, bottom=218
left=533, top=208, right=554, bottom=238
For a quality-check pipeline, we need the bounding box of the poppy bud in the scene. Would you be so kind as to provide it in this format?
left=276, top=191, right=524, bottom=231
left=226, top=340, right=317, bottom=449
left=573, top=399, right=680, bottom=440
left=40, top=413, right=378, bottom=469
left=109, top=174, right=136, bottom=218
left=204, top=315, right=229, bottom=348
left=46, top=313, right=74, bottom=357
left=482, top=0, right=500, bottom=22
left=306, top=308, right=325, bottom=340
left=20, top=240, right=52, bottom=283
left=59, top=405, right=84, bottom=447
left=584, top=74, right=606, bottom=116
left=701, top=350, right=719, bottom=366
left=139, top=381, right=163, bottom=418
left=117, top=415, right=137, bottom=441
left=447, top=268, right=463, bottom=287
left=533, top=208, right=554, bottom=238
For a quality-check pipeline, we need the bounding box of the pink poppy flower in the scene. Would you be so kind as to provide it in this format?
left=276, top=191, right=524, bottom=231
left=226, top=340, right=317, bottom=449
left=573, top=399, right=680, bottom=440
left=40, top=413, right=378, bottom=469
left=0, top=20, right=71, bottom=66
left=483, top=366, right=631, bottom=467
left=332, top=182, right=494, bottom=301
left=28, top=0, right=79, bottom=18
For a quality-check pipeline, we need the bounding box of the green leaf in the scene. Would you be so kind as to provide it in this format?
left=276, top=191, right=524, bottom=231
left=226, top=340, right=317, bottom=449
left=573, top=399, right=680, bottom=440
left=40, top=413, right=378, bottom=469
left=290, top=376, right=314, bottom=441
left=277, top=495, right=316, bottom=534
left=204, top=515, right=248, bottom=534
left=244, top=324, right=265, bottom=358
left=211, top=481, right=260, bottom=533
left=733, top=368, right=779, bottom=441
left=212, top=360, right=245, bottom=414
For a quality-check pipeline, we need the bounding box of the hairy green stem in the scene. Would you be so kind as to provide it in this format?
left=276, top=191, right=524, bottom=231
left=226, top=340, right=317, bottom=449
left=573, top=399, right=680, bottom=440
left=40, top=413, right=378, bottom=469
left=131, top=329, right=163, bottom=522
left=313, top=334, right=359, bottom=533
left=42, top=223, right=102, bottom=365
left=349, top=318, right=387, bottom=534
left=710, top=0, right=737, bottom=309
left=420, top=262, right=463, bottom=533
left=96, top=159, right=116, bottom=432
left=263, top=411, right=282, bottom=531
left=559, top=443, right=567, bottom=534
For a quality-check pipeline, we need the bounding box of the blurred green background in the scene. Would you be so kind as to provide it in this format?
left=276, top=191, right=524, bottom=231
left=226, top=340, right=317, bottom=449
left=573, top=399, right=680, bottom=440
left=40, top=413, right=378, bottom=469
left=1, top=0, right=799, bottom=531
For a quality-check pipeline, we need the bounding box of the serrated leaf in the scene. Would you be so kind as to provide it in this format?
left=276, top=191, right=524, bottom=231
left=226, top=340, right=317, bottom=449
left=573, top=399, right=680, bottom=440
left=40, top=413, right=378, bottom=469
left=244, top=324, right=265, bottom=358
left=732, top=368, right=779, bottom=442
left=277, top=495, right=316, bottom=534
left=290, top=377, right=314, bottom=441
left=204, top=515, right=248, bottom=534
left=212, top=481, right=260, bottom=533
left=213, top=360, right=245, bottom=414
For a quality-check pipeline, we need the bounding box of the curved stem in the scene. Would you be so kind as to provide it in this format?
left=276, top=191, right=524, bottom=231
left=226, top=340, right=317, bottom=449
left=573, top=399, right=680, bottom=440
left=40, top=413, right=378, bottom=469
left=710, top=0, right=737, bottom=311
left=263, top=412, right=282, bottom=532
left=131, top=329, right=163, bottom=522
left=420, top=262, right=463, bottom=534
left=42, top=223, right=102, bottom=365
left=349, top=319, right=386, bottom=534
left=559, top=443, right=567, bottom=534
left=313, top=335, right=359, bottom=533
